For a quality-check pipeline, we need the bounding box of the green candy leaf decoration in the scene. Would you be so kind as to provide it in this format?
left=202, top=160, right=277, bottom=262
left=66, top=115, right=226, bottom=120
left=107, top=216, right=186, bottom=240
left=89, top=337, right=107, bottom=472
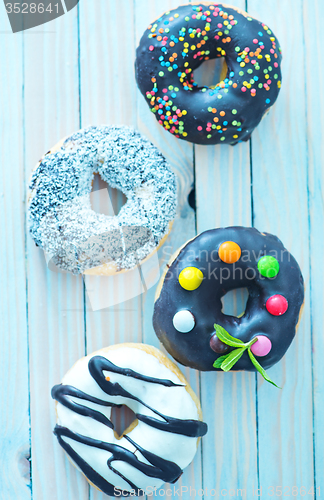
left=213, top=324, right=245, bottom=347
left=247, top=349, right=281, bottom=388
left=213, top=354, right=229, bottom=369
left=218, top=347, right=246, bottom=372
left=212, top=324, right=280, bottom=388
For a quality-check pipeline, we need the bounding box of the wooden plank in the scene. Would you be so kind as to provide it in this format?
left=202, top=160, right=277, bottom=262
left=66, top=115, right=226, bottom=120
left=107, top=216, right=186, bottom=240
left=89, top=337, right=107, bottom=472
left=304, top=0, right=324, bottom=497
left=134, top=1, right=203, bottom=498
left=193, top=0, right=258, bottom=495
left=2, top=1, right=320, bottom=499
left=79, top=0, right=142, bottom=355
left=23, top=9, right=89, bottom=500
left=247, top=0, right=314, bottom=492
left=79, top=2, right=143, bottom=499
left=0, top=14, right=31, bottom=500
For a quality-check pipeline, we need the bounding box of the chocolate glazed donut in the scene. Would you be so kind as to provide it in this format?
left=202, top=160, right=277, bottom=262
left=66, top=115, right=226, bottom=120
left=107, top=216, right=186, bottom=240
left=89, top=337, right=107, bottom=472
left=135, top=3, right=282, bottom=145
left=153, top=227, right=304, bottom=372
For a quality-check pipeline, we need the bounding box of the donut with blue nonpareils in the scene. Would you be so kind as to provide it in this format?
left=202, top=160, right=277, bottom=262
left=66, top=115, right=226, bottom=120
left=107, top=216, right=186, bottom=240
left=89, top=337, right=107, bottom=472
left=51, top=343, right=207, bottom=497
left=153, top=227, right=304, bottom=380
left=135, top=3, right=282, bottom=145
left=28, top=125, right=177, bottom=275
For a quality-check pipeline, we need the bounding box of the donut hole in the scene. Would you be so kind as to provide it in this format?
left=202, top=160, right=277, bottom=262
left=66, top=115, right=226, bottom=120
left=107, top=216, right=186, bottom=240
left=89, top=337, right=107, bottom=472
left=193, top=57, right=227, bottom=89
left=110, top=405, right=137, bottom=439
left=90, top=174, right=127, bottom=216
left=221, top=288, right=249, bottom=318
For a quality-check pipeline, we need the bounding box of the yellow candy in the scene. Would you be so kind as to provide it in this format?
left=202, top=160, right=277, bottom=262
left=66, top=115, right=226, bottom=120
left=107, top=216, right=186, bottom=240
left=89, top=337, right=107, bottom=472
left=179, top=267, right=204, bottom=291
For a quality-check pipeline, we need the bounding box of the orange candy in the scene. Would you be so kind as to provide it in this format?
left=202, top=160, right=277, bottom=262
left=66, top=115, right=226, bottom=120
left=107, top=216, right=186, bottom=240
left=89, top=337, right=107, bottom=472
left=218, top=241, right=242, bottom=264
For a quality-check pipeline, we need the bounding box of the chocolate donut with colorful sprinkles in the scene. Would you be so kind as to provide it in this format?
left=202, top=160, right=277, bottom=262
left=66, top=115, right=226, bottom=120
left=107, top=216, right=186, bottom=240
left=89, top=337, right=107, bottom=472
left=135, top=3, right=282, bottom=145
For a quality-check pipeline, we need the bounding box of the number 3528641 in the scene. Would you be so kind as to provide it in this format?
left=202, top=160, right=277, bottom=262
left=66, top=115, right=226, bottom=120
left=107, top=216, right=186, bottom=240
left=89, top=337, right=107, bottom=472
left=5, top=3, right=60, bottom=13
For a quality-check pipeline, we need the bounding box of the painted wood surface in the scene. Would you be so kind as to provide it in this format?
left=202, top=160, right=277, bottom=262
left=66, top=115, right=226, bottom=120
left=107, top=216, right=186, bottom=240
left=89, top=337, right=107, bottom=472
left=0, top=0, right=323, bottom=499
left=0, top=14, right=31, bottom=500
left=23, top=8, right=89, bottom=500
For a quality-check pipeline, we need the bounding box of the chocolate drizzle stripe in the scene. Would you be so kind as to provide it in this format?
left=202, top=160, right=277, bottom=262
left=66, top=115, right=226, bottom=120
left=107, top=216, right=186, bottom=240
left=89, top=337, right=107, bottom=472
left=135, top=413, right=207, bottom=437
left=52, top=384, right=120, bottom=429
left=54, top=425, right=182, bottom=496
left=88, top=356, right=206, bottom=437
left=89, top=355, right=184, bottom=387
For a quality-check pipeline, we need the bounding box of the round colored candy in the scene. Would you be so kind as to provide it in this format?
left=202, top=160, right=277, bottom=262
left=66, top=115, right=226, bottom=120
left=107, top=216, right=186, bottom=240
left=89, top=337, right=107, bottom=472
left=250, top=335, right=272, bottom=357
left=218, top=241, right=242, bottom=264
left=209, top=334, right=231, bottom=354
left=179, top=267, right=204, bottom=291
left=257, top=255, right=280, bottom=278
left=266, top=294, right=288, bottom=316
left=173, top=310, right=195, bottom=333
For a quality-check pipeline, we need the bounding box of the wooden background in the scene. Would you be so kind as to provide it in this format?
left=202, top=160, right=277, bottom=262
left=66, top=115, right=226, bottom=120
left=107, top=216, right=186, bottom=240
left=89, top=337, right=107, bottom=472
left=1, top=0, right=323, bottom=498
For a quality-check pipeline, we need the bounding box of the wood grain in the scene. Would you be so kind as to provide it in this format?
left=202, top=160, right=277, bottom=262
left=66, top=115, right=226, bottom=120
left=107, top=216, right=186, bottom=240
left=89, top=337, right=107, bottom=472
left=303, top=0, right=324, bottom=497
left=0, top=14, right=31, bottom=500
left=1, top=0, right=323, bottom=499
left=79, top=1, right=143, bottom=499
left=135, top=1, right=203, bottom=497
left=194, top=0, right=258, bottom=495
left=248, top=0, right=314, bottom=492
left=23, top=8, right=89, bottom=500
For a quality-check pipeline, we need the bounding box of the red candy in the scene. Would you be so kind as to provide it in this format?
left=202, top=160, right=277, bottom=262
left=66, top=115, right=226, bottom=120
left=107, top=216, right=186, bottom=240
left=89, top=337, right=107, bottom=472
left=266, top=295, right=288, bottom=316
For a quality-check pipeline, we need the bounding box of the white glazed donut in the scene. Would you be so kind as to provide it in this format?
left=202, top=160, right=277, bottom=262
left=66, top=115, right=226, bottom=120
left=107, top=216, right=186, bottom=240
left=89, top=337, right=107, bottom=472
left=28, top=125, right=177, bottom=275
left=51, top=343, right=207, bottom=496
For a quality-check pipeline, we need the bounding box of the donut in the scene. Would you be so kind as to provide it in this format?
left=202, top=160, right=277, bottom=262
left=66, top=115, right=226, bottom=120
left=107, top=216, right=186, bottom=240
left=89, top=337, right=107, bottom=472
left=28, top=125, right=177, bottom=275
left=153, top=227, right=304, bottom=372
left=135, top=3, right=282, bottom=145
left=51, top=343, right=207, bottom=497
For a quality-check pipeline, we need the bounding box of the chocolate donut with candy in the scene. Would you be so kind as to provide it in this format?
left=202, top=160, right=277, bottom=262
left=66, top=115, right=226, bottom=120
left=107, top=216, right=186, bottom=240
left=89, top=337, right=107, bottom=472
left=136, top=3, right=282, bottom=145
left=153, top=227, right=304, bottom=385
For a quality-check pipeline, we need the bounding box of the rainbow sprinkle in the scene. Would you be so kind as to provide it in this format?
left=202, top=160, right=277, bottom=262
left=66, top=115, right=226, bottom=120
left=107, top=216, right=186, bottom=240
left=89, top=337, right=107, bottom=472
left=135, top=3, right=282, bottom=145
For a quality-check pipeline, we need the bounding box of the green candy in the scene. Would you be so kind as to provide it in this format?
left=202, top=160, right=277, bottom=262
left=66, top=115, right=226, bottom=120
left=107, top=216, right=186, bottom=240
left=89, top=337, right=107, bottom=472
left=257, top=255, right=280, bottom=278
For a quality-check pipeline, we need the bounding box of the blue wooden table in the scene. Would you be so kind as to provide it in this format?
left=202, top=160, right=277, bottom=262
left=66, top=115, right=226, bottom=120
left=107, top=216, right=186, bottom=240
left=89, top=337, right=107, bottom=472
left=1, top=0, right=323, bottom=498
